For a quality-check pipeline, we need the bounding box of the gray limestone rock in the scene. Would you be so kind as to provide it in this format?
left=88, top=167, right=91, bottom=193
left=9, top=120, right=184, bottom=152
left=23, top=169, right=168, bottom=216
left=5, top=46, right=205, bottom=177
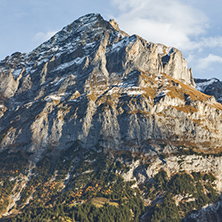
left=0, top=13, right=221, bottom=157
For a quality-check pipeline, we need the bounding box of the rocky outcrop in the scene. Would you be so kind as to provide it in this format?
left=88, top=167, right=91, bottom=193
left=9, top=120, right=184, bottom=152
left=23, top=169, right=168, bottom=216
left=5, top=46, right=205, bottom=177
left=0, top=13, right=221, bottom=158
left=123, top=154, right=222, bottom=192
left=195, top=78, right=222, bottom=104
left=119, top=151, right=222, bottom=222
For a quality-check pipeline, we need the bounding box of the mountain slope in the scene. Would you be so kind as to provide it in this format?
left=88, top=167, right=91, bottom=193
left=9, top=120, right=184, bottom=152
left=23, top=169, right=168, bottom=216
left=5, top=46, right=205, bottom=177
left=0, top=13, right=222, bottom=221
left=0, top=13, right=221, bottom=158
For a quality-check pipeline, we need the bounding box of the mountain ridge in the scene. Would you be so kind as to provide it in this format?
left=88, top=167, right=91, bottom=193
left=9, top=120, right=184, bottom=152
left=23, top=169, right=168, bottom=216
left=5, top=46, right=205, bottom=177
left=0, top=13, right=222, bottom=221
left=0, top=13, right=221, bottom=157
left=195, top=78, right=222, bottom=104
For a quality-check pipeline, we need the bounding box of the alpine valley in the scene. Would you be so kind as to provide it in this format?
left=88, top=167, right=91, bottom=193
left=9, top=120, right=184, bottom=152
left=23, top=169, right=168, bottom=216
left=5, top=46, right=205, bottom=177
left=0, top=13, right=222, bottom=222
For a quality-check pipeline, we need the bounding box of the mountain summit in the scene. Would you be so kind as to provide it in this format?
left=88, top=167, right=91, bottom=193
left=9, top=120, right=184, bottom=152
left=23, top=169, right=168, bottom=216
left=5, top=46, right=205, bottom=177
left=1, top=13, right=222, bottom=221
left=0, top=13, right=221, bottom=157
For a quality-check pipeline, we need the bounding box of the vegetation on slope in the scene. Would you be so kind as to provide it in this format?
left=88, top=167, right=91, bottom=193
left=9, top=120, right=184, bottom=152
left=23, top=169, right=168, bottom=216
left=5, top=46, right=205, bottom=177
left=0, top=145, right=220, bottom=222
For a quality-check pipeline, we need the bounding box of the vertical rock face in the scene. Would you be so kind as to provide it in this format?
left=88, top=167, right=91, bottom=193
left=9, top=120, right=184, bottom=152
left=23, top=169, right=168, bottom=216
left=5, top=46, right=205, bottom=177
left=0, top=13, right=221, bottom=156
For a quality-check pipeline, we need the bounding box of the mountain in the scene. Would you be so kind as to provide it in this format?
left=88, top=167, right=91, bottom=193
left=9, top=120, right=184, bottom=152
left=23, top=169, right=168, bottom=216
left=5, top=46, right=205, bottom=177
left=0, top=13, right=222, bottom=222
left=0, top=13, right=221, bottom=156
left=195, top=78, right=222, bottom=104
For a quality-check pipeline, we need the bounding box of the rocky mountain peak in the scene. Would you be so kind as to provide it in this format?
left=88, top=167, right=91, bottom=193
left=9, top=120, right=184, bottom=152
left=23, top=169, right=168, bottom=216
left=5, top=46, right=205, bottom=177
left=1, top=13, right=222, bottom=221
left=109, top=18, right=120, bottom=31
left=0, top=13, right=221, bottom=158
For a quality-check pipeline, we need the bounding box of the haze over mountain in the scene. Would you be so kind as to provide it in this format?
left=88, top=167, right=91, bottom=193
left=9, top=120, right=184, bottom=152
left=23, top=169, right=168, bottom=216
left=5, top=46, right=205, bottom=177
left=0, top=13, right=222, bottom=222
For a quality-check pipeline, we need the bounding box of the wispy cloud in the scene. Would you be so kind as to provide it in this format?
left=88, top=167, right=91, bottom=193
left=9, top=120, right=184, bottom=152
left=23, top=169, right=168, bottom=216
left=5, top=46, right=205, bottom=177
left=194, top=36, right=222, bottom=50
left=32, top=31, right=57, bottom=43
left=197, top=54, right=222, bottom=69
left=110, top=0, right=208, bottom=50
left=110, top=0, right=222, bottom=79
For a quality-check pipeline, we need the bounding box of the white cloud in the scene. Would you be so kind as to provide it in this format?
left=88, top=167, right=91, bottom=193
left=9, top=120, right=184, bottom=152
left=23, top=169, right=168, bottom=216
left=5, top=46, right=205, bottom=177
left=197, top=54, right=222, bottom=69
left=109, top=0, right=222, bottom=80
left=32, top=31, right=57, bottom=43
left=110, top=0, right=208, bottom=51
left=195, top=36, right=222, bottom=50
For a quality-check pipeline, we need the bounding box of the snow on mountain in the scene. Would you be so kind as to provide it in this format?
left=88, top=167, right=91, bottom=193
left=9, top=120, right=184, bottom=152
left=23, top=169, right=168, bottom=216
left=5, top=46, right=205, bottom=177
left=0, top=13, right=222, bottom=221
left=195, top=78, right=222, bottom=104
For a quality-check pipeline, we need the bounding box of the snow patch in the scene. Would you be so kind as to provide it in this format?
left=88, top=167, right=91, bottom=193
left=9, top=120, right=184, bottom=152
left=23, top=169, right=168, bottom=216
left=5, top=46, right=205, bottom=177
left=157, top=44, right=165, bottom=54
left=84, top=41, right=97, bottom=49
left=126, top=89, right=144, bottom=96
left=51, top=46, right=59, bottom=52
left=53, top=57, right=85, bottom=71
left=156, top=90, right=170, bottom=98
left=53, top=76, right=68, bottom=86
left=196, top=78, right=218, bottom=92
left=53, top=57, right=85, bottom=72
left=12, top=68, right=22, bottom=78
left=118, top=82, right=135, bottom=88
left=45, top=95, right=62, bottom=101
left=37, top=58, right=49, bottom=66
left=109, top=37, right=131, bottom=52
left=157, top=44, right=174, bottom=56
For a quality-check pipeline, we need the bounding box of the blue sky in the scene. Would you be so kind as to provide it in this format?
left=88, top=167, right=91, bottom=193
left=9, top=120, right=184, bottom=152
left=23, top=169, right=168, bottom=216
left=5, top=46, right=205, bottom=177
left=0, top=0, right=221, bottom=80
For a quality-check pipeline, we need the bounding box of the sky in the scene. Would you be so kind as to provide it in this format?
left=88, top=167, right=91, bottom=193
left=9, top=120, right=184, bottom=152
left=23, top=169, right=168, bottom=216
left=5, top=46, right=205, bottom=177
left=0, top=0, right=221, bottom=80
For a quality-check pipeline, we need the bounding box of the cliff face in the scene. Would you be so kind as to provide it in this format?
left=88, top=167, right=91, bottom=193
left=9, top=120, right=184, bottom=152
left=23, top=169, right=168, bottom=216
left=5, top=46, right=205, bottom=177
left=0, top=13, right=221, bottom=157
left=0, top=13, right=222, bottom=221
